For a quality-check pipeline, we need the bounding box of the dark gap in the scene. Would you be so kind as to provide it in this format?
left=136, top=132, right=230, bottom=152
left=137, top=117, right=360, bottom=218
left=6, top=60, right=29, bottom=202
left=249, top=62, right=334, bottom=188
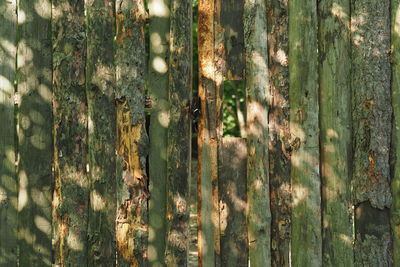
left=190, top=0, right=199, bottom=265
left=223, top=80, right=245, bottom=137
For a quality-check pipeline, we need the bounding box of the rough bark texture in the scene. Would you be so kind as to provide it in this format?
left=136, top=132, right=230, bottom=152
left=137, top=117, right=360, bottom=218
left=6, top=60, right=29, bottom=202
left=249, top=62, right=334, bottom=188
left=86, top=0, right=117, bottom=265
left=266, top=1, right=291, bottom=266
left=0, top=1, right=17, bottom=265
left=147, top=0, right=170, bottom=265
left=351, top=1, right=392, bottom=266
left=115, top=0, right=149, bottom=266
left=318, top=0, right=354, bottom=266
left=52, top=0, right=89, bottom=265
left=288, top=0, right=322, bottom=266
left=244, top=0, right=271, bottom=266
left=197, top=0, right=220, bottom=266
left=221, top=0, right=244, bottom=80
left=17, top=1, right=53, bottom=265
left=391, top=0, right=400, bottom=264
left=165, top=1, right=192, bottom=265
left=219, top=138, right=248, bottom=267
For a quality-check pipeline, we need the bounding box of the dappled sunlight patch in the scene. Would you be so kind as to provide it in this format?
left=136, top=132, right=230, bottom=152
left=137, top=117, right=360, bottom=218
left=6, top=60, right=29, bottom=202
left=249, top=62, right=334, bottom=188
left=219, top=200, right=229, bottom=233
left=326, top=128, right=339, bottom=139
left=0, top=75, right=13, bottom=94
left=34, top=215, right=51, bottom=235
left=150, top=32, right=164, bottom=54
left=17, top=39, right=33, bottom=68
left=90, top=189, right=106, bottom=211
left=339, top=233, right=352, bottom=246
left=34, top=0, right=51, bottom=19
left=67, top=229, right=84, bottom=251
left=148, top=0, right=170, bottom=18
left=152, top=56, right=168, bottom=74
left=18, top=170, right=28, bottom=212
left=292, top=185, right=309, bottom=207
left=331, top=3, right=348, bottom=20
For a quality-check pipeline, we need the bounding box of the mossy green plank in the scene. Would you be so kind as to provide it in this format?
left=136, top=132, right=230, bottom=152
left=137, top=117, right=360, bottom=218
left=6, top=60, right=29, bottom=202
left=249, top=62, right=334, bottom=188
left=147, top=0, right=170, bottom=265
left=0, top=0, right=17, bottom=265
left=318, top=0, right=354, bottom=266
left=288, top=0, right=322, bottom=265
left=244, top=0, right=271, bottom=266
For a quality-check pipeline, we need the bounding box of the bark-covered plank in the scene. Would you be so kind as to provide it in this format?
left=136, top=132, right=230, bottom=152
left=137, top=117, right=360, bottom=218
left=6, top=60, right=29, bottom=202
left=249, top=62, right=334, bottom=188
left=244, top=0, right=271, bottom=265
left=17, top=0, right=53, bottom=265
left=219, top=138, right=248, bottom=267
left=86, top=0, right=117, bottom=265
left=351, top=1, right=392, bottom=265
left=318, top=0, right=354, bottom=266
left=0, top=1, right=17, bottom=265
left=288, top=0, right=321, bottom=265
left=115, top=0, right=149, bottom=265
left=165, top=1, right=192, bottom=265
left=266, top=1, right=290, bottom=266
left=52, top=0, right=88, bottom=265
left=391, top=0, right=400, bottom=264
left=221, top=0, right=244, bottom=80
left=147, top=0, right=170, bottom=265
left=197, top=0, right=221, bottom=265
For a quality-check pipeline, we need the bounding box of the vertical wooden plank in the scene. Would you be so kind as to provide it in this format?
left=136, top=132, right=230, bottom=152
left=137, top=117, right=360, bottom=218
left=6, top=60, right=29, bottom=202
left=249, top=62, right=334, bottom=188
left=197, top=0, right=220, bottom=265
left=147, top=0, right=170, bottom=264
left=115, top=0, right=149, bottom=265
left=86, top=0, right=117, bottom=265
left=219, top=138, right=248, bottom=267
left=318, top=0, right=354, bottom=266
left=288, top=0, right=321, bottom=265
left=0, top=0, right=17, bottom=265
left=244, top=0, right=271, bottom=266
left=266, top=1, right=291, bottom=266
left=52, top=0, right=88, bottom=265
left=165, top=0, right=192, bottom=265
left=391, top=0, right=400, bottom=264
left=17, top=0, right=53, bottom=265
left=220, top=0, right=244, bottom=80
left=351, top=0, right=392, bottom=266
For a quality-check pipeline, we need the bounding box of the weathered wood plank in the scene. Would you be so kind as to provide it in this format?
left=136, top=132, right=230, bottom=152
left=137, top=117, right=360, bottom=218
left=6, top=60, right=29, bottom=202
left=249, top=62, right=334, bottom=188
left=115, top=0, right=149, bottom=265
left=220, top=0, right=244, bottom=80
left=244, top=0, right=271, bottom=265
left=288, top=0, right=321, bottom=265
left=318, top=0, right=354, bottom=266
left=0, top=0, right=17, bottom=265
left=197, top=0, right=220, bottom=265
left=147, top=0, right=170, bottom=265
left=266, top=1, right=290, bottom=266
left=219, top=138, right=248, bottom=267
left=165, top=1, right=192, bottom=265
left=86, top=0, right=117, bottom=265
left=351, top=1, right=392, bottom=266
left=391, top=0, right=400, bottom=264
left=17, top=0, right=53, bottom=265
left=52, top=0, right=88, bottom=265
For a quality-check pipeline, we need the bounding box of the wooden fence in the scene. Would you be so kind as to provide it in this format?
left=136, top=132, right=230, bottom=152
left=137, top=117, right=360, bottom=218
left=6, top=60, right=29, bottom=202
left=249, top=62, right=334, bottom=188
left=1, top=0, right=400, bottom=266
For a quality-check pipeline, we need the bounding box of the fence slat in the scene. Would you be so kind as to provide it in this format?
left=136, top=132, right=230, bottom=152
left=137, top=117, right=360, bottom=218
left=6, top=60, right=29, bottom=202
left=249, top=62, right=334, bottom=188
left=391, top=0, right=400, bottom=264
left=52, top=0, right=89, bottom=265
left=219, top=138, right=248, bottom=267
left=115, top=0, right=149, bottom=265
left=288, top=0, right=321, bottom=265
left=147, top=0, right=170, bottom=264
left=165, top=1, right=192, bottom=264
left=318, top=0, right=354, bottom=266
left=0, top=1, right=17, bottom=265
left=266, top=1, right=291, bottom=266
left=351, top=0, right=392, bottom=265
left=244, top=0, right=271, bottom=265
left=86, top=0, right=117, bottom=265
left=198, top=0, right=221, bottom=265
left=220, top=0, right=244, bottom=81
left=17, top=0, right=53, bottom=265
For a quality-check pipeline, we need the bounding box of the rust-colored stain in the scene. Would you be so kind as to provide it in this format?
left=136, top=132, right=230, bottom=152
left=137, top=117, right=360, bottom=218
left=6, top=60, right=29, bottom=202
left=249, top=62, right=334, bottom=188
left=367, top=150, right=381, bottom=183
